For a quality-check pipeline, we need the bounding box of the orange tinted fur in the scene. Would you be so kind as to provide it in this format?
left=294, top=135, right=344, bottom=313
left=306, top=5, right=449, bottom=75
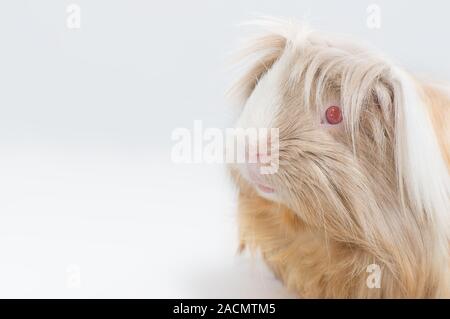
left=235, top=172, right=406, bottom=298
left=233, top=85, right=450, bottom=298
left=230, top=20, right=450, bottom=298
left=422, top=85, right=450, bottom=169
left=234, top=85, right=450, bottom=298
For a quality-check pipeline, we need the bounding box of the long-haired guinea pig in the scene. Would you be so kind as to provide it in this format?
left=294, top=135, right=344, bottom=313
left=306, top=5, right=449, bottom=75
left=228, top=17, right=450, bottom=298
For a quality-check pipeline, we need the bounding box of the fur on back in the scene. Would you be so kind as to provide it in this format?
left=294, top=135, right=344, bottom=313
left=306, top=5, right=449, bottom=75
left=229, top=17, right=450, bottom=298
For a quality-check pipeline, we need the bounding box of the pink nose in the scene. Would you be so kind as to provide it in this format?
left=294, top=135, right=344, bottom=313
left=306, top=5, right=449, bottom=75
left=246, top=147, right=272, bottom=165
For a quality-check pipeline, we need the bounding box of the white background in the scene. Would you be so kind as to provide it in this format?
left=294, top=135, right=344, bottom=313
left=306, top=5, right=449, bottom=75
left=0, top=0, right=448, bottom=298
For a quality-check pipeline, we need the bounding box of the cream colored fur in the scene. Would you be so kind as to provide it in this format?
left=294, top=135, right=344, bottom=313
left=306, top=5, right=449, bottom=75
left=229, top=18, right=450, bottom=298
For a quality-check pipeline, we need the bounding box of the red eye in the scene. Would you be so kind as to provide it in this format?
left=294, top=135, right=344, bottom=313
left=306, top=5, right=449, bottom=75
left=325, top=106, right=343, bottom=125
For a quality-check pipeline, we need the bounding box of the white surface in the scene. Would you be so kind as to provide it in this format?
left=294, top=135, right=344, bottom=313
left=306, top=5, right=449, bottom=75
left=0, top=0, right=449, bottom=298
left=0, top=145, right=292, bottom=298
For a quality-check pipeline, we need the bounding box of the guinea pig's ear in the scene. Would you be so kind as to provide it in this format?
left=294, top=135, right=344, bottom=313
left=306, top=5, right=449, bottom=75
left=388, top=68, right=450, bottom=224
left=227, top=33, right=286, bottom=104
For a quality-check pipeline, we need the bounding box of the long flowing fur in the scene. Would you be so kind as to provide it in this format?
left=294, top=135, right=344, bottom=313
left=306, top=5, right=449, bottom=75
left=229, top=17, right=450, bottom=298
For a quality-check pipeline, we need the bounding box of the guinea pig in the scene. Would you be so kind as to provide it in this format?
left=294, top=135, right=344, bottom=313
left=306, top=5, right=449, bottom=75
left=228, top=17, right=450, bottom=298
